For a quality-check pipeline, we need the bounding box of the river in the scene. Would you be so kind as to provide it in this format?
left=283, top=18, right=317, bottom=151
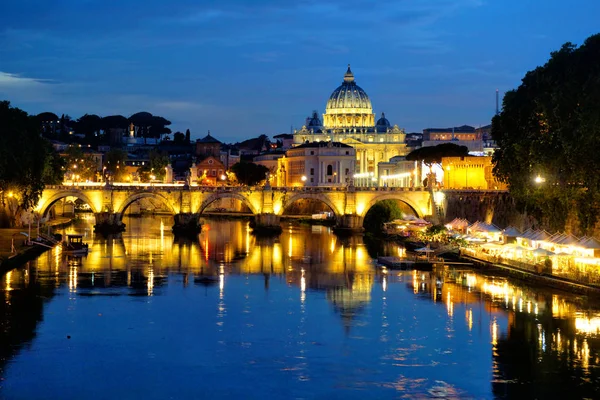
left=1, top=216, right=600, bottom=399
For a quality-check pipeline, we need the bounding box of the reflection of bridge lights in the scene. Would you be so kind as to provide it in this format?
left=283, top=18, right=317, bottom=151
left=147, top=267, right=154, bottom=296
left=301, top=269, right=306, bottom=293
left=382, top=275, right=387, bottom=292
left=5, top=271, right=12, bottom=291
left=575, top=315, right=600, bottom=336
left=446, top=291, right=453, bottom=317
left=466, top=309, right=473, bottom=331
left=491, top=319, right=498, bottom=346
left=69, top=265, right=77, bottom=292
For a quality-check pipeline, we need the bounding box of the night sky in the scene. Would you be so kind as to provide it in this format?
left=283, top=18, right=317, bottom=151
left=1, top=0, right=598, bottom=142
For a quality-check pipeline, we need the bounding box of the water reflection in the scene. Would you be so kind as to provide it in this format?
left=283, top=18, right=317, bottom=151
left=2, top=217, right=600, bottom=398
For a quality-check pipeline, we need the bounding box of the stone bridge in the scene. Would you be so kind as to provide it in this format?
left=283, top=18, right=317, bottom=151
left=36, top=183, right=437, bottom=234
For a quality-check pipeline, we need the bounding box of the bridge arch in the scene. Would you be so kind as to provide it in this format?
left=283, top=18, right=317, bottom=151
left=116, top=192, right=177, bottom=217
left=279, top=193, right=343, bottom=217
left=37, top=190, right=101, bottom=217
left=198, top=192, right=258, bottom=215
left=361, top=194, right=424, bottom=219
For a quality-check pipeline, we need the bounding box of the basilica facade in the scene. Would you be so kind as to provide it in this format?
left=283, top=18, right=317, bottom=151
left=293, top=65, right=408, bottom=179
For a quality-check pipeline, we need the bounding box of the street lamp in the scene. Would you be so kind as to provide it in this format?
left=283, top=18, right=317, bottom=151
left=301, top=175, right=307, bottom=186
left=534, top=175, right=546, bottom=184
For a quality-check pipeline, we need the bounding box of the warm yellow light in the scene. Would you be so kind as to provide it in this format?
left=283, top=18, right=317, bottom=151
left=301, top=175, right=307, bottom=182
left=356, top=203, right=365, bottom=215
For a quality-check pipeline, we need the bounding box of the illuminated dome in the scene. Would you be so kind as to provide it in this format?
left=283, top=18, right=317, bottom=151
left=323, top=65, right=375, bottom=129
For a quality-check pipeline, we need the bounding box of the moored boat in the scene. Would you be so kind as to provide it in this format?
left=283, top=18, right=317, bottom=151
left=62, top=234, right=89, bottom=255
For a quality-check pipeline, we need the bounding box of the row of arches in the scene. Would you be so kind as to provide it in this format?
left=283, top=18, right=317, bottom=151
left=38, top=191, right=421, bottom=224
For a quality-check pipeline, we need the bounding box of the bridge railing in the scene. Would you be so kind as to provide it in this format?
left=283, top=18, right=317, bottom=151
left=44, top=184, right=506, bottom=194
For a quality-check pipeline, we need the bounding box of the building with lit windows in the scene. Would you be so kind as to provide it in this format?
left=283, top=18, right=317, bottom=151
left=276, top=141, right=356, bottom=187
left=422, top=125, right=484, bottom=152
left=293, top=65, right=407, bottom=179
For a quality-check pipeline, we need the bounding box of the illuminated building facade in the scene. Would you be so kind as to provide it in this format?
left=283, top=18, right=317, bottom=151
left=276, top=141, right=356, bottom=187
left=442, top=156, right=507, bottom=190
left=293, top=65, right=407, bottom=178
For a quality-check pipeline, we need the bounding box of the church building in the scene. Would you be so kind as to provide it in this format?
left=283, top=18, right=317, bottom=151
left=293, top=65, right=408, bottom=179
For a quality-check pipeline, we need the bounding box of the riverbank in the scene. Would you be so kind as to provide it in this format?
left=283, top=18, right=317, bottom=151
left=455, top=252, right=600, bottom=297
left=0, top=218, right=71, bottom=274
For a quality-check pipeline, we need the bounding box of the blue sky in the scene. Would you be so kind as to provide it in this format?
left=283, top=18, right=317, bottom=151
left=1, top=0, right=599, bottom=142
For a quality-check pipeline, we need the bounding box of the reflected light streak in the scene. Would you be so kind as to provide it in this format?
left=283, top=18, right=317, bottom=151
left=491, top=319, right=498, bottom=346
left=68, top=265, right=77, bottom=292
left=413, top=270, right=418, bottom=294
left=446, top=291, right=453, bottom=318
left=575, top=316, right=600, bottom=336
left=147, top=267, right=154, bottom=296
left=5, top=271, right=12, bottom=291
left=466, top=308, right=473, bottom=331
left=382, top=275, right=387, bottom=292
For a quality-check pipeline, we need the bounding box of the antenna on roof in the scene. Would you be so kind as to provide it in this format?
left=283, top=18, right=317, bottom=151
left=495, top=89, right=499, bottom=115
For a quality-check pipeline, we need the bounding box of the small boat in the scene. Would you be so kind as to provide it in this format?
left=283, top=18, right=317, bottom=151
left=63, top=234, right=89, bottom=255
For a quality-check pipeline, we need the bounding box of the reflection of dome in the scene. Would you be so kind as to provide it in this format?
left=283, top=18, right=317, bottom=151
left=323, top=65, right=375, bottom=129
left=376, top=112, right=391, bottom=132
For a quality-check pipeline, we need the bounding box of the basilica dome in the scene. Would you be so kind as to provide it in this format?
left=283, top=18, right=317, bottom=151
left=323, top=65, right=375, bottom=130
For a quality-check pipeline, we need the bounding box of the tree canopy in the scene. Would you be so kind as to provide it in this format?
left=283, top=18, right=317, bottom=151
left=138, top=151, right=170, bottom=182
left=406, top=143, right=469, bottom=166
left=230, top=162, right=269, bottom=186
left=0, top=101, right=55, bottom=215
left=492, top=33, right=600, bottom=233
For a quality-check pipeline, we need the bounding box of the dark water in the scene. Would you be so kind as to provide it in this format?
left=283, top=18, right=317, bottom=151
left=2, top=216, right=600, bottom=399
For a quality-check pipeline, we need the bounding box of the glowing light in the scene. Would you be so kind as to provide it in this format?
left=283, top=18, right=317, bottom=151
left=147, top=267, right=154, bottom=296
left=382, top=275, right=387, bottom=292
left=5, top=271, right=12, bottom=291
left=491, top=319, right=498, bottom=346
left=69, top=265, right=78, bottom=292
left=466, top=309, right=473, bottom=331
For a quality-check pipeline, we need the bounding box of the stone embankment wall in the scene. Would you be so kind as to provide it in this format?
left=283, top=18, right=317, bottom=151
left=443, top=191, right=538, bottom=231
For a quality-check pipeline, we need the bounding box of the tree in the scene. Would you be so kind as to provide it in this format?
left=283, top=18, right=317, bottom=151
left=406, top=143, right=469, bottom=189
left=363, top=200, right=404, bottom=235
left=75, top=114, right=102, bottom=142
left=406, top=143, right=469, bottom=166
left=148, top=116, right=171, bottom=141
left=104, top=148, right=128, bottom=182
left=230, top=162, right=269, bottom=186
left=173, top=131, right=185, bottom=144
left=492, top=34, right=600, bottom=233
left=138, top=151, right=170, bottom=182
left=63, top=146, right=98, bottom=181
left=0, top=101, right=54, bottom=224
left=129, top=111, right=153, bottom=140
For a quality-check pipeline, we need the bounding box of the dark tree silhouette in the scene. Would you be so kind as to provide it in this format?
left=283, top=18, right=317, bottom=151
left=492, top=33, right=600, bottom=233
left=230, top=162, right=269, bottom=186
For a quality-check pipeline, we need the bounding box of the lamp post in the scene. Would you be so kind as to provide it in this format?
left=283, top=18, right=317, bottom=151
left=301, top=175, right=307, bottom=186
